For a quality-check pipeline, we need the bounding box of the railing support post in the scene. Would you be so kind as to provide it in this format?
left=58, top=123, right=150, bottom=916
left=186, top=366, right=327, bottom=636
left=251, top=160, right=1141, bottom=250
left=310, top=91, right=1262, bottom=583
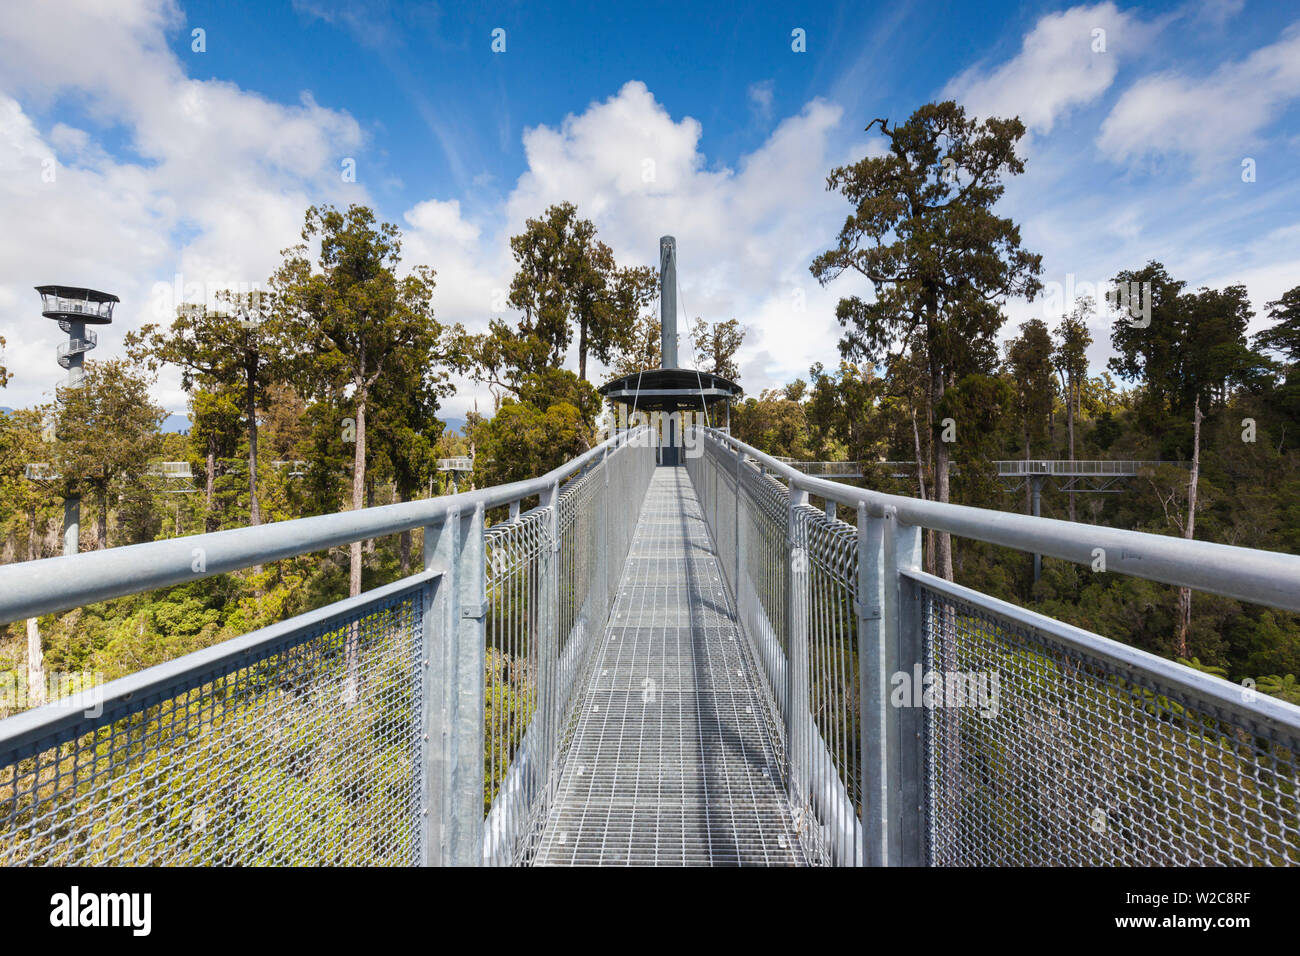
left=422, top=504, right=486, bottom=866
left=787, top=486, right=810, bottom=811
left=539, top=481, right=561, bottom=801
left=606, top=447, right=614, bottom=605
left=733, top=448, right=744, bottom=600
left=712, top=443, right=720, bottom=537
left=857, top=503, right=885, bottom=866
left=882, top=505, right=925, bottom=866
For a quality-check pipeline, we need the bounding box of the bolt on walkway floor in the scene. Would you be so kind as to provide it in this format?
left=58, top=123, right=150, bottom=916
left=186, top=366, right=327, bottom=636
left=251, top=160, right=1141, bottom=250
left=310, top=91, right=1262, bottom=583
left=534, top=466, right=805, bottom=866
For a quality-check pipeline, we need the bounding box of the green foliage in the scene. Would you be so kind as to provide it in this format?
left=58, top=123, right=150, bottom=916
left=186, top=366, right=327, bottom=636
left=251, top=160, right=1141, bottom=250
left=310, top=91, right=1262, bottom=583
left=1006, top=318, right=1055, bottom=456
left=125, top=290, right=288, bottom=527
left=54, top=359, right=166, bottom=549
left=1110, top=264, right=1266, bottom=429
left=732, top=389, right=812, bottom=459
left=690, top=317, right=745, bottom=381
left=811, top=100, right=1042, bottom=409
left=273, top=203, right=466, bottom=595
left=471, top=396, right=591, bottom=487
left=488, top=201, right=655, bottom=383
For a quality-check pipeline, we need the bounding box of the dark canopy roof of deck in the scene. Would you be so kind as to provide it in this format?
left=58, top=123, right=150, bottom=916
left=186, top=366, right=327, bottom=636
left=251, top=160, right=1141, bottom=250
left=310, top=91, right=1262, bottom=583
left=597, top=368, right=742, bottom=412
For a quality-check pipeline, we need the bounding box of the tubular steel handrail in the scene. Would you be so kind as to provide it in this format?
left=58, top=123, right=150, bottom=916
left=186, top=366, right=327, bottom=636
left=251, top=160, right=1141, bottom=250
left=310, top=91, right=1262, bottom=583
left=0, top=427, right=651, bottom=625
left=711, top=430, right=1300, bottom=613
left=686, top=425, right=1300, bottom=867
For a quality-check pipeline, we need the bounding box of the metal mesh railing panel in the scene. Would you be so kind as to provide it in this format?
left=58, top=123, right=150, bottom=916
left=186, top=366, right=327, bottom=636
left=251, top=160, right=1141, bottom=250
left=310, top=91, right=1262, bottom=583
left=792, top=504, right=862, bottom=865
left=688, top=436, right=865, bottom=866
left=740, top=464, right=790, bottom=658
left=483, top=507, right=549, bottom=856
left=920, top=583, right=1300, bottom=865
left=0, top=581, right=428, bottom=866
left=483, top=440, right=657, bottom=865
left=558, top=464, right=602, bottom=674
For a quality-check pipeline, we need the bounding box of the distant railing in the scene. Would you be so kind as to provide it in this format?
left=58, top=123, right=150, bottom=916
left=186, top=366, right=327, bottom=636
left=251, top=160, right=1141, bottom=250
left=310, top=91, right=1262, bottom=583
left=687, top=426, right=1300, bottom=866
left=774, top=458, right=864, bottom=477
left=44, top=298, right=113, bottom=320
left=145, top=461, right=194, bottom=478
left=774, top=458, right=924, bottom=479
left=993, top=459, right=1184, bottom=476
left=0, top=427, right=656, bottom=866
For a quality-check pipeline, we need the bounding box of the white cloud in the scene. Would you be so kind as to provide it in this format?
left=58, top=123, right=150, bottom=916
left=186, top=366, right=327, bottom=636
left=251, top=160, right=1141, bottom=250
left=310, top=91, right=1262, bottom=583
left=1191, top=0, right=1245, bottom=26
left=944, top=2, right=1147, bottom=133
left=404, top=199, right=481, bottom=246
left=747, top=81, right=774, bottom=124
left=427, top=81, right=863, bottom=410
left=1098, top=23, right=1300, bottom=167
left=0, top=0, right=366, bottom=413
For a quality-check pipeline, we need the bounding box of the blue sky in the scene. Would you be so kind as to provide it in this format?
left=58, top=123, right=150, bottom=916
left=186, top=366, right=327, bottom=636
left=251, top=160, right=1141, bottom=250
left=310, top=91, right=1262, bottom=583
left=1, top=0, right=1298, bottom=419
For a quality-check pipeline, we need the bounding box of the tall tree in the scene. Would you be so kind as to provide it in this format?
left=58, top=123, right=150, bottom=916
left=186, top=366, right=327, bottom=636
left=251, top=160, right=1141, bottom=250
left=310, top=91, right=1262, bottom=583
left=610, top=312, right=661, bottom=376
left=126, top=292, right=285, bottom=527
left=811, top=101, right=1042, bottom=579
left=501, top=202, right=655, bottom=381
left=1253, top=286, right=1300, bottom=365
left=274, top=203, right=463, bottom=598
left=690, top=317, right=746, bottom=380
left=186, top=385, right=242, bottom=532
left=1110, top=266, right=1264, bottom=424
left=1053, top=299, right=1093, bottom=520
left=1007, top=318, right=1056, bottom=511
left=1181, top=284, right=1266, bottom=409
left=1, top=406, right=49, bottom=706
left=53, top=359, right=165, bottom=549
left=804, top=360, right=884, bottom=463
left=370, top=345, right=457, bottom=573
left=1254, top=285, right=1300, bottom=423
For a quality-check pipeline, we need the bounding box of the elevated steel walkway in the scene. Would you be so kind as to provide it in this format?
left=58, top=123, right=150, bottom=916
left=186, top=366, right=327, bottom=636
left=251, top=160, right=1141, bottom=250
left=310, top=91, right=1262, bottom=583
left=534, top=468, right=802, bottom=865
left=1, top=427, right=1298, bottom=868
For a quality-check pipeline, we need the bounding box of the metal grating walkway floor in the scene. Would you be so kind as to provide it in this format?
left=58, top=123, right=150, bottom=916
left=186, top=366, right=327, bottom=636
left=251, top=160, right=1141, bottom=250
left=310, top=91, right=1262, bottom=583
left=534, top=467, right=805, bottom=865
